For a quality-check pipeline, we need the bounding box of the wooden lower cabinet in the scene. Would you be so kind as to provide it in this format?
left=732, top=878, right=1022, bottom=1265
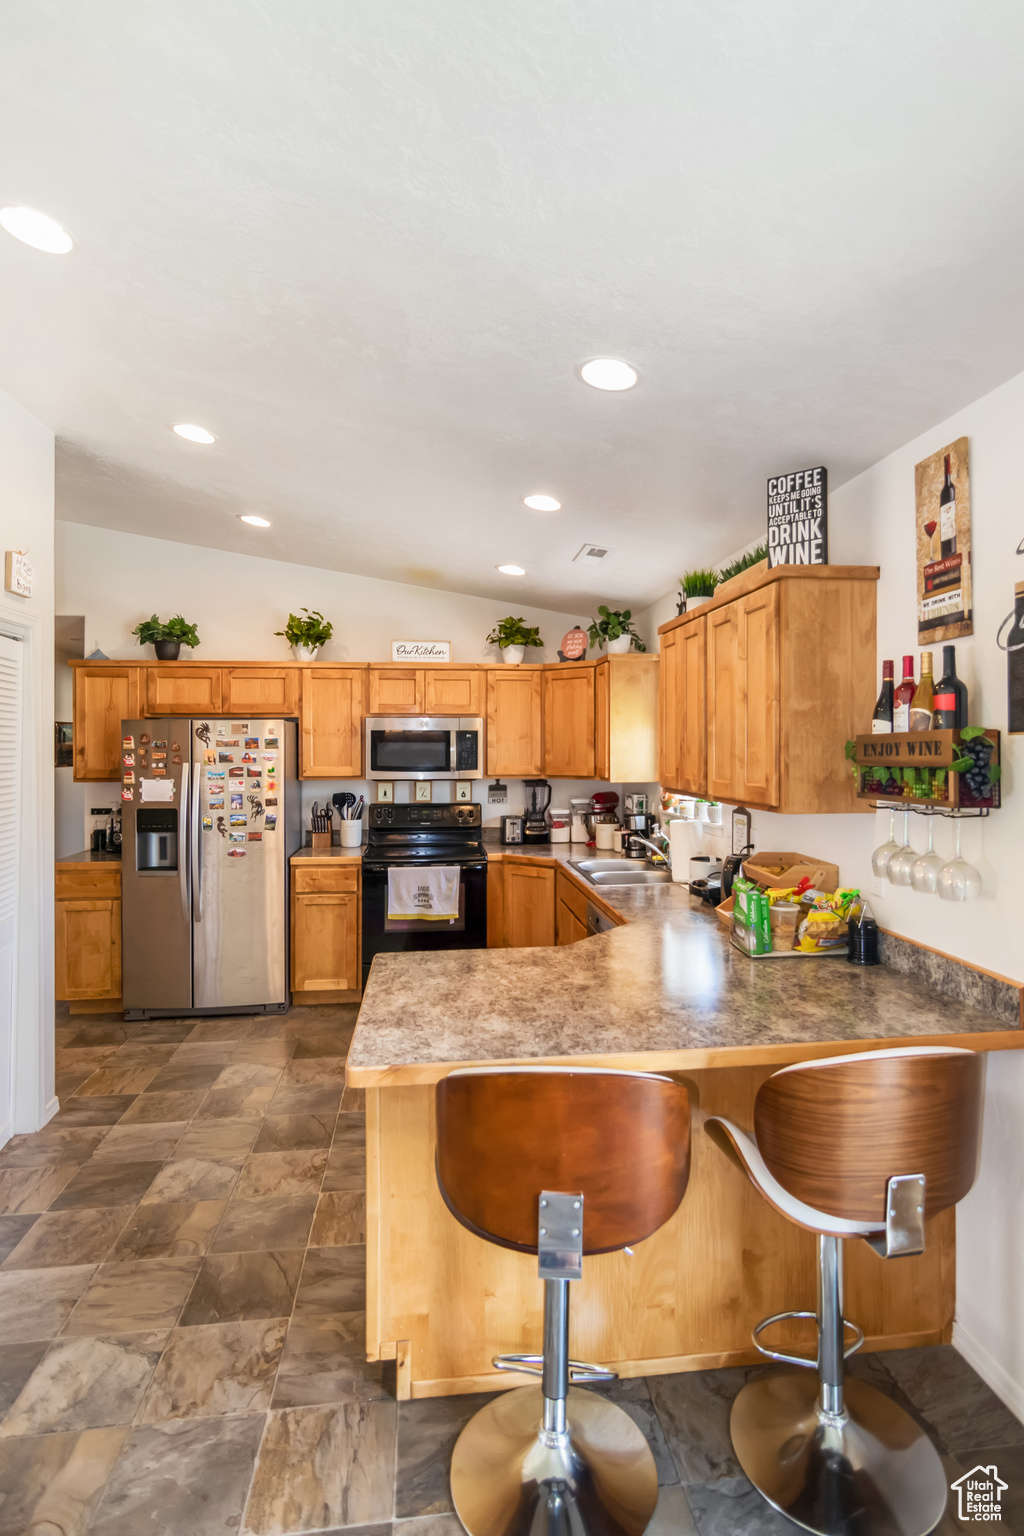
left=504, top=864, right=556, bottom=948
left=291, top=863, right=362, bottom=995
left=555, top=867, right=588, bottom=945
left=55, top=864, right=122, bottom=1009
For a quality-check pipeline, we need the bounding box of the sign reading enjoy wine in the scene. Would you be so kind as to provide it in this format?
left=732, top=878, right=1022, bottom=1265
left=767, top=467, right=828, bottom=568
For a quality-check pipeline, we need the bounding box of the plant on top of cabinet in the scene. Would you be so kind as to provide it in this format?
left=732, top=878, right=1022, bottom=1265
left=587, top=606, right=646, bottom=654
left=717, top=543, right=768, bottom=584
left=486, top=615, right=543, bottom=665
left=679, top=568, right=719, bottom=612
left=275, top=608, right=334, bottom=661
left=131, top=614, right=201, bottom=661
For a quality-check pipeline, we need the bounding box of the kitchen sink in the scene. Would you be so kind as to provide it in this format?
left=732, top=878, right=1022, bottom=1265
left=569, top=859, right=671, bottom=887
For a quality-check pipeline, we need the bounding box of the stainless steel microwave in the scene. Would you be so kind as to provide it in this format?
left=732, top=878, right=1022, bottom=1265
left=364, top=716, right=484, bottom=780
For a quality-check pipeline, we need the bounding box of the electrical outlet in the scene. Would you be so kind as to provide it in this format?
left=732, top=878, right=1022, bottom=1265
left=454, top=782, right=472, bottom=802
left=870, top=875, right=885, bottom=899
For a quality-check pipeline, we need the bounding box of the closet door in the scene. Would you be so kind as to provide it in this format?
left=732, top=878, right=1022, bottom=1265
left=0, top=635, right=21, bottom=1148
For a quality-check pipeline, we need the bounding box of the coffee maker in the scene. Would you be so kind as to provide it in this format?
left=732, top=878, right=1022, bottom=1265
left=523, top=779, right=552, bottom=844
left=622, top=809, right=656, bottom=857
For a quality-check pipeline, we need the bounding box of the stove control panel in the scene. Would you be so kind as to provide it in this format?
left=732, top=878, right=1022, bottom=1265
left=369, top=802, right=482, bottom=829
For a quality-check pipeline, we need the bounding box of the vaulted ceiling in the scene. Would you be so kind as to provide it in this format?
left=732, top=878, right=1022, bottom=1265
left=3, top=1, right=1024, bottom=608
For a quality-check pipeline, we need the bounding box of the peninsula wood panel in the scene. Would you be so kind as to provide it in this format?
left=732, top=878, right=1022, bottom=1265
left=487, top=863, right=506, bottom=949
left=504, top=863, right=556, bottom=948
left=366, top=1067, right=955, bottom=1398
left=73, top=665, right=142, bottom=781
left=222, top=666, right=298, bottom=717
left=368, top=667, right=423, bottom=714
left=300, top=667, right=365, bottom=777
left=485, top=669, right=543, bottom=777
left=145, top=665, right=223, bottom=716
left=543, top=667, right=595, bottom=778
left=291, top=892, right=360, bottom=991
left=660, top=620, right=706, bottom=795
left=55, top=898, right=121, bottom=1001
left=423, top=668, right=481, bottom=716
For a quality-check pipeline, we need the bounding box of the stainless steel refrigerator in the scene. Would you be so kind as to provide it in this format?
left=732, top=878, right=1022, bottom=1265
left=120, top=718, right=300, bottom=1017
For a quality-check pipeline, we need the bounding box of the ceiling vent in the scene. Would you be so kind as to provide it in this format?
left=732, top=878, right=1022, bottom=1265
left=573, top=542, right=611, bottom=565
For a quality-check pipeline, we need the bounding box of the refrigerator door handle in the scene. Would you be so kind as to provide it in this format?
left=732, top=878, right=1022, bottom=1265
left=190, top=759, right=202, bottom=923
left=180, top=761, right=191, bottom=926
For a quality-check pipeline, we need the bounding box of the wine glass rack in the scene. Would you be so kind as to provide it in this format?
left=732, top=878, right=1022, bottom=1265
left=850, top=728, right=1001, bottom=815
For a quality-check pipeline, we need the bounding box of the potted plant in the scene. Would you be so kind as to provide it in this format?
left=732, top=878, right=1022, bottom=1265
left=587, top=606, right=646, bottom=654
left=679, top=568, right=719, bottom=612
left=275, top=608, right=334, bottom=661
left=131, top=614, right=201, bottom=661
left=486, top=616, right=543, bottom=665
left=716, top=543, right=768, bottom=596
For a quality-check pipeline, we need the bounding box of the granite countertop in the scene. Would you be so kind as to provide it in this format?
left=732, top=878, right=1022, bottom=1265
left=291, top=846, right=364, bottom=863
left=56, top=850, right=123, bottom=866
left=347, top=847, right=1022, bottom=1085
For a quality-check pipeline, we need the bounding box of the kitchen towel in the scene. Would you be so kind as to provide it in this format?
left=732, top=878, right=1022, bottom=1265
left=387, top=865, right=460, bottom=920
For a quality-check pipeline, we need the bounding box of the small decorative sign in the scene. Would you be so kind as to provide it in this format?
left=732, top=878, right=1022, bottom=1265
left=767, top=468, right=828, bottom=568
left=915, top=437, right=972, bottom=642
left=558, top=626, right=588, bottom=662
left=4, top=550, right=32, bottom=598
left=392, top=640, right=450, bottom=662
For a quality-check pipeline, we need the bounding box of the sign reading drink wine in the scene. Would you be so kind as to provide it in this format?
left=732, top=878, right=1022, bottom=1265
left=766, top=467, right=828, bottom=567
left=915, top=436, right=972, bottom=642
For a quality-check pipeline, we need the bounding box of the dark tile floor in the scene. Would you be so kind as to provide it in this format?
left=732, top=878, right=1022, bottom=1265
left=0, top=1003, right=1019, bottom=1535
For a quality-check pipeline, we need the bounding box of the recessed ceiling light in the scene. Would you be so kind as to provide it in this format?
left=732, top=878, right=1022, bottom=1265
left=523, top=494, right=561, bottom=512
left=0, top=205, right=74, bottom=254
left=497, top=564, right=526, bottom=576
left=239, top=515, right=271, bottom=528
left=579, top=358, right=638, bottom=392
left=172, top=423, right=216, bottom=444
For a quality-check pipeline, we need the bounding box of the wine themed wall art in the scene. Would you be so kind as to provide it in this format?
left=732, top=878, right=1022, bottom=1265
left=767, top=467, right=828, bottom=567
left=915, top=436, right=972, bottom=642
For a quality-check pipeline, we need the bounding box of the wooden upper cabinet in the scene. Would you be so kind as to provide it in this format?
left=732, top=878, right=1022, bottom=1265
left=146, top=665, right=223, bottom=716
left=368, top=667, right=422, bottom=714
left=486, top=668, right=543, bottom=777
left=595, top=656, right=659, bottom=782
left=706, top=604, right=739, bottom=804
left=72, top=665, right=142, bottom=781
left=222, top=666, right=298, bottom=717
left=423, top=667, right=481, bottom=715
left=543, top=666, right=595, bottom=778
left=660, top=622, right=706, bottom=795
left=504, top=863, right=556, bottom=948
left=658, top=565, right=878, bottom=814
left=301, top=667, right=365, bottom=777
left=735, top=585, right=781, bottom=808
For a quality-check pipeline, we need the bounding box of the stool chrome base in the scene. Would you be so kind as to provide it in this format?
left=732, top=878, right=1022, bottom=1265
left=451, top=1384, right=659, bottom=1536
left=731, top=1371, right=948, bottom=1536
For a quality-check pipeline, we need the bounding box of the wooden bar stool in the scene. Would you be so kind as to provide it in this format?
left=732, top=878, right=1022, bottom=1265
left=707, top=1044, right=984, bottom=1536
left=435, top=1065, right=691, bottom=1536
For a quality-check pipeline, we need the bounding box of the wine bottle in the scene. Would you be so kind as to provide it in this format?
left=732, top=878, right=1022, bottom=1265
left=932, top=644, right=968, bottom=729
left=909, top=651, right=934, bottom=730
left=939, top=454, right=957, bottom=558
left=893, top=654, right=916, bottom=732
left=872, top=660, right=894, bottom=733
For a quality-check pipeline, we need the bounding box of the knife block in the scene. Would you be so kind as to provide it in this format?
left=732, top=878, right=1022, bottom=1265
left=311, top=830, right=333, bottom=850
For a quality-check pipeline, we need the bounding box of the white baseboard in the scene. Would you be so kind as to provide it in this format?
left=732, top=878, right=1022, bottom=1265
left=43, top=1094, right=59, bottom=1126
left=0, top=1116, right=10, bottom=1152
left=954, top=1319, right=1024, bottom=1424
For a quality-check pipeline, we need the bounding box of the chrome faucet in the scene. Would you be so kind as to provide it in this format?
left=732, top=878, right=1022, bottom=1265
left=633, top=832, right=671, bottom=870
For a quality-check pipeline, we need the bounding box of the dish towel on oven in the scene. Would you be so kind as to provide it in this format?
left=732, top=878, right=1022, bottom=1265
left=387, top=865, right=460, bottom=920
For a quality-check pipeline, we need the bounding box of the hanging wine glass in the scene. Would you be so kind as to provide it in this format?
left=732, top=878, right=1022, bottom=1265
left=911, top=815, right=944, bottom=894
left=871, top=809, right=901, bottom=879
left=887, top=812, right=916, bottom=886
left=938, top=820, right=982, bottom=902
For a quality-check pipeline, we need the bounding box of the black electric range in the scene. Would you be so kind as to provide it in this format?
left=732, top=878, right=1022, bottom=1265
left=361, top=803, right=487, bottom=983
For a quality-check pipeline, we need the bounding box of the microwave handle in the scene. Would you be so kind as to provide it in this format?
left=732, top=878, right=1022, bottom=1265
left=451, top=728, right=458, bottom=774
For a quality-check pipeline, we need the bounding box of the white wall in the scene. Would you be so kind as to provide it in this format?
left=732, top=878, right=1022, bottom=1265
left=55, top=522, right=639, bottom=830
left=0, top=388, right=55, bottom=1137
left=643, top=365, right=1024, bottom=1417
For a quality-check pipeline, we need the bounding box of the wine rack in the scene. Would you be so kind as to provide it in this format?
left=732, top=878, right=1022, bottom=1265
left=851, top=729, right=1001, bottom=811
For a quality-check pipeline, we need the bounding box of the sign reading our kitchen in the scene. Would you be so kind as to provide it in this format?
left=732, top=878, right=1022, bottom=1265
left=391, top=640, right=451, bottom=662
left=767, top=467, right=828, bottom=567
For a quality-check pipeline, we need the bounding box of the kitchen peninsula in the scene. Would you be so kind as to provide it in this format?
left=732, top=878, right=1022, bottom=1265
left=347, top=849, right=1023, bottom=1401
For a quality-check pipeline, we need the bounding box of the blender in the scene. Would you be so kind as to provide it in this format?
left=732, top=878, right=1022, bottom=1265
left=523, top=779, right=552, bottom=844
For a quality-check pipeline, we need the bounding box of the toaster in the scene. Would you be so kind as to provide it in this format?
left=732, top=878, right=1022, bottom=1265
left=499, top=814, right=525, bottom=844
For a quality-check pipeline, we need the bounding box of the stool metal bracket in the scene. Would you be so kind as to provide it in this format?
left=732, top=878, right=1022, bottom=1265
left=753, top=1309, right=864, bottom=1370
left=492, top=1352, right=615, bottom=1383
left=537, top=1191, right=583, bottom=1281
left=867, top=1173, right=926, bottom=1258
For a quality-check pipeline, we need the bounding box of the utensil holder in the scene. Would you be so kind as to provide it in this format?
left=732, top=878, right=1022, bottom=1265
left=339, top=820, right=362, bottom=848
